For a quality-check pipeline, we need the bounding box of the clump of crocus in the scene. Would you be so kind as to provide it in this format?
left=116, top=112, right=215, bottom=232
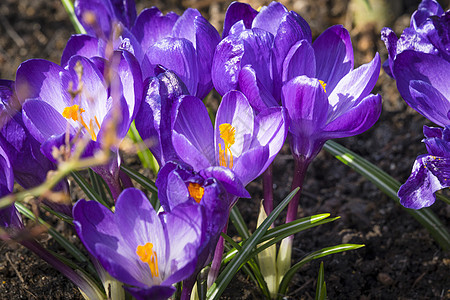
left=73, top=188, right=206, bottom=300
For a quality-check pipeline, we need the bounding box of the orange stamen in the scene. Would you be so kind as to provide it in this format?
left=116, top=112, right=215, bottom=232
left=188, top=183, right=205, bottom=203
left=136, top=243, right=159, bottom=278
left=62, top=104, right=99, bottom=141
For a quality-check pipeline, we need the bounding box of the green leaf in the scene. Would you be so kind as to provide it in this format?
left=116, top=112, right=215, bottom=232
left=60, top=0, right=86, bottom=34
left=277, top=244, right=364, bottom=299
left=15, top=202, right=97, bottom=276
left=324, top=140, right=450, bottom=250
left=71, top=171, right=110, bottom=208
left=315, top=262, right=326, bottom=300
left=207, top=188, right=299, bottom=300
left=119, top=165, right=158, bottom=194
left=230, top=205, right=250, bottom=240
left=41, top=205, right=73, bottom=225
left=127, top=122, right=159, bottom=175
left=88, top=169, right=108, bottom=203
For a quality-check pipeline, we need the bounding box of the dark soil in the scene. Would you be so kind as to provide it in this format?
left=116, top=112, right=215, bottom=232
left=0, top=0, right=449, bottom=299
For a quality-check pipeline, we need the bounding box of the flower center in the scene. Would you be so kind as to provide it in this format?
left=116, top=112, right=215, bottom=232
left=319, top=80, right=327, bottom=93
left=188, top=183, right=205, bottom=203
left=62, top=104, right=100, bottom=141
left=218, top=123, right=236, bottom=168
left=136, top=242, right=159, bottom=278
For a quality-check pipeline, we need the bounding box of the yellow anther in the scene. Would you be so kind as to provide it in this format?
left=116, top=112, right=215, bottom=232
left=218, top=123, right=235, bottom=168
left=136, top=243, right=159, bottom=278
left=319, top=80, right=327, bottom=93
left=62, top=104, right=99, bottom=141
left=188, top=183, right=205, bottom=203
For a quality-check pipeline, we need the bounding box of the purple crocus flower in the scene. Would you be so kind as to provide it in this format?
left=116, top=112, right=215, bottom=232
left=15, top=51, right=142, bottom=199
left=0, top=80, right=71, bottom=215
left=171, top=91, right=288, bottom=187
left=73, top=188, right=206, bottom=300
left=398, top=126, right=450, bottom=209
left=381, top=0, right=448, bottom=77
left=69, top=0, right=220, bottom=99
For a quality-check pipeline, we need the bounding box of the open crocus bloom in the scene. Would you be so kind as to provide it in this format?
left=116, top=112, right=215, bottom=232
left=381, top=0, right=448, bottom=77
left=73, top=188, right=206, bottom=300
left=398, top=126, right=450, bottom=209
left=171, top=91, right=287, bottom=187
left=69, top=0, right=220, bottom=99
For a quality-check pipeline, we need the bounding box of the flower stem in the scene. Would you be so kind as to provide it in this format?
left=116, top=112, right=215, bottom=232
left=285, top=156, right=310, bottom=224
left=207, top=222, right=228, bottom=288
left=263, top=164, right=274, bottom=215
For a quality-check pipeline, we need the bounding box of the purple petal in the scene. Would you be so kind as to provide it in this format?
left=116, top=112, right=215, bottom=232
left=222, top=2, right=258, bottom=38
left=172, top=8, right=200, bottom=45
left=409, top=80, right=450, bottom=126
left=313, top=25, right=354, bottom=94
left=394, top=51, right=450, bottom=124
left=251, top=2, right=288, bottom=36
left=238, top=65, right=279, bottom=113
left=199, top=166, right=250, bottom=198
left=423, top=125, right=443, bottom=139
left=328, top=53, right=380, bottom=122
left=75, top=0, right=115, bottom=38
left=411, top=0, right=444, bottom=29
left=132, top=7, right=179, bottom=52
left=110, top=0, right=136, bottom=29
left=323, top=94, right=382, bottom=139
left=61, top=35, right=106, bottom=66
left=380, top=27, right=398, bottom=78
left=215, top=91, right=254, bottom=164
left=15, top=59, right=72, bottom=111
left=125, top=285, right=175, bottom=300
left=172, top=96, right=215, bottom=170
left=282, top=39, right=316, bottom=83
left=145, top=37, right=198, bottom=95
left=0, top=146, right=13, bottom=196
left=398, top=154, right=450, bottom=209
left=232, top=145, right=269, bottom=185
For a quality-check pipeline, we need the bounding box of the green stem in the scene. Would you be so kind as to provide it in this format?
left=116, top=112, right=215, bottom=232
left=61, top=0, right=86, bottom=34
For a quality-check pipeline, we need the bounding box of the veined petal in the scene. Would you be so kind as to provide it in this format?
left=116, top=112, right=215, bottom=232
left=328, top=53, right=380, bottom=122
left=215, top=91, right=254, bottom=164
left=380, top=27, right=398, bottom=77
left=75, top=0, right=115, bottom=38
left=238, top=65, right=279, bottom=113
left=410, top=0, right=444, bottom=29
left=398, top=154, right=450, bottom=209
left=0, top=145, right=13, bottom=196
left=322, top=94, right=382, bottom=139
left=222, top=2, right=258, bottom=38
left=110, top=0, right=136, bottom=29
left=132, top=7, right=179, bottom=52
left=199, top=166, right=250, bottom=198
left=232, top=145, right=269, bottom=186
left=145, top=37, right=198, bottom=96
left=172, top=8, right=200, bottom=45
left=252, top=2, right=288, bottom=36
left=282, top=39, right=316, bottom=83
left=125, top=285, right=175, bottom=300
left=313, top=25, right=354, bottom=94
left=61, top=35, right=106, bottom=67
left=409, top=80, right=450, bottom=127
left=172, top=96, right=215, bottom=170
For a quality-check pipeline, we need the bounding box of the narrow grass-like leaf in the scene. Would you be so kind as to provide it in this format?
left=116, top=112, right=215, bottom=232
left=207, top=188, right=299, bottom=300
left=71, top=171, right=109, bottom=208
left=230, top=205, right=250, bottom=240
left=315, top=262, right=326, bottom=300
left=127, top=122, right=160, bottom=175
left=324, top=140, right=450, bottom=250
left=120, top=165, right=158, bottom=194
left=41, top=205, right=73, bottom=225
left=277, top=244, right=364, bottom=298
left=60, top=0, right=86, bottom=34
left=15, top=202, right=97, bottom=276
left=88, top=169, right=107, bottom=202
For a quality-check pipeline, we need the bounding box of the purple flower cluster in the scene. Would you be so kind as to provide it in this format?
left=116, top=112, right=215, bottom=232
left=0, top=0, right=386, bottom=298
left=382, top=0, right=449, bottom=209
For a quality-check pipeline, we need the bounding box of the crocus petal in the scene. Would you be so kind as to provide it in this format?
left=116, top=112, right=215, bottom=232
left=238, top=65, right=279, bottom=113
left=172, top=8, right=200, bottom=44
left=398, top=154, right=450, bottom=209
left=110, top=0, right=136, bottom=29
left=199, top=166, right=250, bottom=198
left=408, top=80, right=450, bottom=127
left=380, top=27, right=398, bottom=77
left=222, top=2, right=258, bottom=38
left=132, top=7, right=179, bottom=52
left=328, top=53, right=381, bottom=122
left=394, top=51, right=450, bottom=125
left=172, top=96, right=215, bottom=170
left=252, top=2, right=288, bottom=36
left=161, top=203, right=205, bottom=285
left=145, top=37, right=198, bottom=96
left=410, top=0, right=444, bottom=29
left=212, top=29, right=274, bottom=96
left=423, top=125, right=443, bottom=139
left=272, top=12, right=312, bottom=99
left=75, top=0, right=115, bottom=37
left=215, top=91, right=254, bottom=164
left=61, top=35, right=106, bottom=67
left=313, top=25, right=354, bottom=94
left=22, top=100, right=71, bottom=143
left=0, top=145, right=13, bottom=196
left=323, top=94, right=382, bottom=139
left=15, top=59, right=72, bottom=111
left=282, top=39, right=316, bottom=83
left=232, top=145, right=269, bottom=186
left=125, top=285, right=175, bottom=300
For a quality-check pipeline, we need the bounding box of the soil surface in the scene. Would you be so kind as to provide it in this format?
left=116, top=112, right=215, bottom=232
left=0, top=0, right=449, bottom=299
